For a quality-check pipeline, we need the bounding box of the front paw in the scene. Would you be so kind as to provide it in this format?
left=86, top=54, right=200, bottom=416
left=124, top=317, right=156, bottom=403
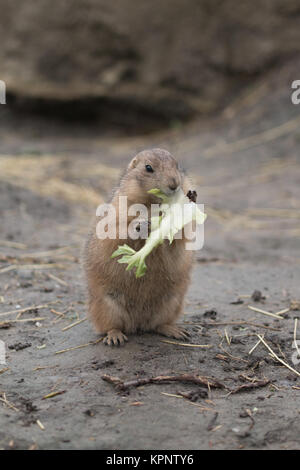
left=103, top=329, right=128, bottom=346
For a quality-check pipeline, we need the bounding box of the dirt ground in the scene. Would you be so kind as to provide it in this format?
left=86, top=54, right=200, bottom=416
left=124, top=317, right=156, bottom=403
left=0, top=59, right=300, bottom=450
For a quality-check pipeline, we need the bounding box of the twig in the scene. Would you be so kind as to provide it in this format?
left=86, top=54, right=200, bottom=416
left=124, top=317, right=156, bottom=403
left=47, top=273, right=68, bottom=287
left=42, top=390, right=66, bottom=400
left=102, top=373, right=226, bottom=391
left=36, top=419, right=45, bottom=430
left=294, top=318, right=300, bottom=360
left=277, top=343, right=287, bottom=361
left=224, top=328, right=231, bottom=346
left=248, top=306, right=283, bottom=320
left=55, top=338, right=102, bottom=354
left=161, top=340, right=212, bottom=348
left=0, top=317, right=45, bottom=326
left=256, top=334, right=300, bottom=377
left=50, top=308, right=68, bottom=317
left=275, top=308, right=290, bottom=316
left=33, top=365, right=57, bottom=371
left=0, top=301, right=59, bottom=318
left=0, top=393, right=19, bottom=412
left=161, top=391, right=216, bottom=412
left=61, top=317, right=87, bottom=331
left=248, top=335, right=265, bottom=355
left=227, top=380, right=270, bottom=396
left=219, top=343, right=248, bottom=363
left=161, top=392, right=183, bottom=399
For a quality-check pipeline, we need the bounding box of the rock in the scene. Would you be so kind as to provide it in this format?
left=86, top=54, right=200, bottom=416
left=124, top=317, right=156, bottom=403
left=251, top=290, right=266, bottom=302
left=8, top=342, right=32, bottom=351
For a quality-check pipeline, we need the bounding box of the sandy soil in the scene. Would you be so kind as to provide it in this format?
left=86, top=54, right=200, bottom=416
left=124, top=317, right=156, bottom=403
left=0, top=59, right=300, bottom=450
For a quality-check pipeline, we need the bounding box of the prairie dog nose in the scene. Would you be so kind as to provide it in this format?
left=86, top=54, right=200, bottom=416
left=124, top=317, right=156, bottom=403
left=168, top=178, right=179, bottom=191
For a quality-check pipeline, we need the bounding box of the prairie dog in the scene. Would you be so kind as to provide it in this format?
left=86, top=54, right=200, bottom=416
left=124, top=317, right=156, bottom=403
left=83, top=148, right=194, bottom=345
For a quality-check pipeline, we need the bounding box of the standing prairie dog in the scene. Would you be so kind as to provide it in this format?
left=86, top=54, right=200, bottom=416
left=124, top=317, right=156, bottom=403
left=83, top=148, right=195, bottom=346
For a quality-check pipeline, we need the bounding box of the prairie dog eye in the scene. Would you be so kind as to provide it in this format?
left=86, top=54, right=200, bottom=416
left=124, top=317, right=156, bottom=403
left=145, top=164, right=154, bottom=173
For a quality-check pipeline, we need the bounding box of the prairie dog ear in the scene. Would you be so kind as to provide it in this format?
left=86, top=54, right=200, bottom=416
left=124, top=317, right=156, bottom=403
left=128, top=156, right=138, bottom=170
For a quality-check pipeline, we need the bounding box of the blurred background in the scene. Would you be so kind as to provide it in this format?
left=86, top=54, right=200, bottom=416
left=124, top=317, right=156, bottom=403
left=0, top=0, right=300, bottom=262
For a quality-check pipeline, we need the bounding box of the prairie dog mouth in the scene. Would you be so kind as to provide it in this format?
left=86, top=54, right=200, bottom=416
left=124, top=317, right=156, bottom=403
left=164, top=186, right=180, bottom=196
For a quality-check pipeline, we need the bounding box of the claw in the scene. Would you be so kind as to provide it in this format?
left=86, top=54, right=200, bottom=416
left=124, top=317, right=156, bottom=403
left=103, top=329, right=128, bottom=347
left=156, top=324, right=190, bottom=340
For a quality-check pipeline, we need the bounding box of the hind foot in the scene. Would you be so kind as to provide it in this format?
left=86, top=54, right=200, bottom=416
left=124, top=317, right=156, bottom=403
left=103, top=329, right=128, bottom=346
left=156, top=324, right=190, bottom=340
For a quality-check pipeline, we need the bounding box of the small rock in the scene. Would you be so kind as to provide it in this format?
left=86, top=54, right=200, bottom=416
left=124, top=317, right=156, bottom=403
left=8, top=342, right=31, bottom=351
left=251, top=290, right=265, bottom=302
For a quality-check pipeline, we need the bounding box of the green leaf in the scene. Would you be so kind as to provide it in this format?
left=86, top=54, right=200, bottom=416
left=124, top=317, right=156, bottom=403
left=111, top=244, right=136, bottom=258
left=111, top=188, right=207, bottom=278
left=147, top=188, right=169, bottom=202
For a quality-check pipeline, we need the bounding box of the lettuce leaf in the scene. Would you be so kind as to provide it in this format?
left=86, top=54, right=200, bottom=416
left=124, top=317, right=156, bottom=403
left=111, top=188, right=207, bottom=278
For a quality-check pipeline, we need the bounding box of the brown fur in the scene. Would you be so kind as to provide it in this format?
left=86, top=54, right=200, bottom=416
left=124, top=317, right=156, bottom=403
left=83, top=148, right=194, bottom=345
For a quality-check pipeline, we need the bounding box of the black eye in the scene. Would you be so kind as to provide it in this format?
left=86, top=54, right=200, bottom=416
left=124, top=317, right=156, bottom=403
left=145, top=164, right=154, bottom=173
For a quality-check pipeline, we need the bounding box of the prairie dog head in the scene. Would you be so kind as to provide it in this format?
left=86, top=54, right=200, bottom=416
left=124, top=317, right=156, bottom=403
left=124, top=148, right=184, bottom=203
